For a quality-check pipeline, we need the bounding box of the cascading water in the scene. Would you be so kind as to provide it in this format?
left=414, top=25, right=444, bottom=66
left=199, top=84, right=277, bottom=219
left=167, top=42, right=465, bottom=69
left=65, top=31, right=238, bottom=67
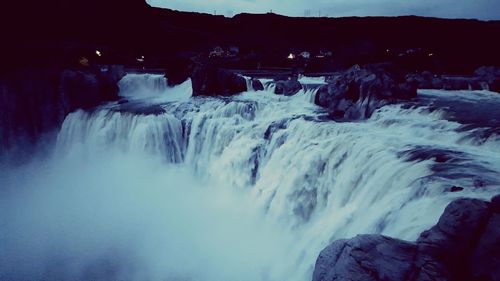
left=1, top=74, right=499, bottom=281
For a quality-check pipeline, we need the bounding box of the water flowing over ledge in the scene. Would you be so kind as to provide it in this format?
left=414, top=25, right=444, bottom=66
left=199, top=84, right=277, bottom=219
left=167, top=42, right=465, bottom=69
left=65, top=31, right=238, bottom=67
left=2, top=73, right=499, bottom=281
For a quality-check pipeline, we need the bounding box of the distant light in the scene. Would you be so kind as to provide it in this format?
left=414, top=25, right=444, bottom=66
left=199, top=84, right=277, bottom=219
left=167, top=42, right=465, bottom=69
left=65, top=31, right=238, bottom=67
left=287, top=53, right=295, bottom=60
left=95, top=50, right=102, bottom=57
left=386, top=49, right=390, bottom=53
left=428, top=53, right=434, bottom=57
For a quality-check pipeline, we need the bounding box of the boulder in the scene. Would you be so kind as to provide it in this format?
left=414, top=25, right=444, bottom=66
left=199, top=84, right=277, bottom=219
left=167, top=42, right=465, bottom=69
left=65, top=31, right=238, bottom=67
left=315, top=64, right=417, bottom=120
left=414, top=198, right=491, bottom=281
left=252, top=78, right=264, bottom=91
left=470, top=214, right=500, bottom=281
left=313, top=235, right=417, bottom=281
left=191, top=64, right=247, bottom=96
left=312, top=196, right=500, bottom=281
left=274, top=80, right=303, bottom=96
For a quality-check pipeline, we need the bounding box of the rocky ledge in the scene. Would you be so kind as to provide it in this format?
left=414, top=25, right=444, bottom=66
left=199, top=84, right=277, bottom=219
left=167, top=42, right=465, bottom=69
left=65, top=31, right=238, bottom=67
left=313, top=195, right=500, bottom=281
left=406, top=66, right=500, bottom=92
left=314, top=64, right=417, bottom=120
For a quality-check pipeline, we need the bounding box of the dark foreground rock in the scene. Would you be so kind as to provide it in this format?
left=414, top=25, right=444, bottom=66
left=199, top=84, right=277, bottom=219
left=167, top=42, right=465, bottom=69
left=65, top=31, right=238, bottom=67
left=190, top=64, right=247, bottom=96
left=314, top=64, right=417, bottom=120
left=313, top=195, right=500, bottom=281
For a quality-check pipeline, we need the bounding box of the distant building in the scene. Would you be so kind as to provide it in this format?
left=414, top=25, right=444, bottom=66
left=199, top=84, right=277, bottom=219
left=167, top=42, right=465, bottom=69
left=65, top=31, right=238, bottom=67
left=300, top=51, right=311, bottom=59
left=316, top=50, right=333, bottom=58
left=209, top=46, right=225, bottom=58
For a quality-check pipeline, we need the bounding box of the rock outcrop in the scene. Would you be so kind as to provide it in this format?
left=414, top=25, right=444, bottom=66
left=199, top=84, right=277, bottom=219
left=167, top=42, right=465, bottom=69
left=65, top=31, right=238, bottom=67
left=314, top=64, right=417, bottom=120
left=475, top=66, right=500, bottom=93
left=274, top=80, right=303, bottom=96
left=0, top=65, right=124, bottom=156
left=406, top=66, right=500, bottom=92
left=252, top=78, right=264, bottom=91
left=190, top=64, right=247, bottom=96
left=59, top=65, right=125, bottom=112
left=312, top=195, right=500, bottom=281
left=164, top=57, right=194, bottom=87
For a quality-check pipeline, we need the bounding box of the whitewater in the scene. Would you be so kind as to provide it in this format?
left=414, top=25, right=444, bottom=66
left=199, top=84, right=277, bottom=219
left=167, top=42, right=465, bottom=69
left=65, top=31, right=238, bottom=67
left=1, top=73, right=499, bottom=281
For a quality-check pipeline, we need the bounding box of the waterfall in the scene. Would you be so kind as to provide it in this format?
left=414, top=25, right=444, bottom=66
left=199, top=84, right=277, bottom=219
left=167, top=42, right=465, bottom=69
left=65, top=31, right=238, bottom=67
left=118, top=73, right=168, bottom=99
left=244, top=76, right=254, bottom=92
left=2, top=73, right=499, bottom=281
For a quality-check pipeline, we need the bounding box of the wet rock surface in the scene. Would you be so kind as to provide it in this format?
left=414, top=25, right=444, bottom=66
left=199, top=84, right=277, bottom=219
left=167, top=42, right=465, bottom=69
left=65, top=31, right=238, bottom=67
left=274, top=80, right=303, bottom=96
left=313, top=196, right=500, bottom=281
left=251, top=78, right=264, bottom=91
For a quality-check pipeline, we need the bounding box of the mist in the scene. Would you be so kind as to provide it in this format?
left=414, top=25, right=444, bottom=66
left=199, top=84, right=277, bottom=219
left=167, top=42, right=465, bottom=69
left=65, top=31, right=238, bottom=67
left=0, top=148, right=293, bottom=281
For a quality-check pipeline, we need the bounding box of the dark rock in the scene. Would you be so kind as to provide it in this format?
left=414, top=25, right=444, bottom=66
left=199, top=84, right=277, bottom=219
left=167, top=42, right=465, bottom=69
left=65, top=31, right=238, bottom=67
left=274, top=80, right=303, bottom=96
left=164, top=57, right=194, bottom=86
left=490, top=78, right=500, bottom=93
left=405, top=70, right=498, bottom=91
left=415, top=198, right=490, bottom=281
left=441, top=78, right=474, bottom=91
left=191, top=64, right=247, bottom=96
left=406, top=72, right=444, bottom=89
left=264, top=119, right=289, bottom=140
left=315, top=64, right=416, bottom=120
left=59, top=66, right=124, bottom=112
left=115, top=101, right=166, bottom=115
left=251, top=78, right=264, bottom=91
left=470, top=213, right=500, bottom=281
left=0, top=68, right=63, bottom=150
left=59, top=69, right=100, bottom=111
left=474, top=66, right=500, bottom=80
left=0, top=65, right=124, bottom=157
left=313, top=196, right=500, bottom=281
left=491, top=195, right=500, bottom=213
left=313, top=235, right=417, bottom=281
left=449, top=186, right=464, bottom=192
left=477, top=66, right=500, bottom=92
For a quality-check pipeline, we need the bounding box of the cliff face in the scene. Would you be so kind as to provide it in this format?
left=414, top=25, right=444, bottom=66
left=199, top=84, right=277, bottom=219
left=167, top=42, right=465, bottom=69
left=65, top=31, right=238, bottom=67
left=0, top=65, right=125, bottom=160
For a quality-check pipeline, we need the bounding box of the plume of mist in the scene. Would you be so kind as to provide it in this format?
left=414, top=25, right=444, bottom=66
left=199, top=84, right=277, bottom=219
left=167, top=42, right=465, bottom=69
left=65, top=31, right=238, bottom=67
left=0, top=149, right=293, bottom=281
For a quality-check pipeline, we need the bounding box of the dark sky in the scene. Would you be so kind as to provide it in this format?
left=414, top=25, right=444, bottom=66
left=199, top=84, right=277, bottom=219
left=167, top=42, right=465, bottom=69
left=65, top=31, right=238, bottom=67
left=146, top=0, right=500, bottom=20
